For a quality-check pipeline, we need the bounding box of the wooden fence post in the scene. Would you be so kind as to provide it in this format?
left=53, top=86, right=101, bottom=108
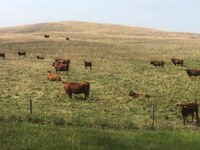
left=29, top=99, right=32, bottom=115
left=151, top=105, right=155, bottom=128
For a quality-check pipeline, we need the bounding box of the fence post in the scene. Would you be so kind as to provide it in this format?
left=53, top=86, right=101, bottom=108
left=29, top=99, right=32, bottom=115
left=151, top=104, right=155, bottom=128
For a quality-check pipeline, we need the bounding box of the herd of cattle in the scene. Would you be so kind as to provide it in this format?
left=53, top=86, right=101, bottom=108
left=0, top=48, right=199, bottom=125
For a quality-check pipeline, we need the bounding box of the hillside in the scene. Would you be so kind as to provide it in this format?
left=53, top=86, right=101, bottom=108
left=0, top=21, right=200, bottom=41
left=0, top=21, right=200, bottom=130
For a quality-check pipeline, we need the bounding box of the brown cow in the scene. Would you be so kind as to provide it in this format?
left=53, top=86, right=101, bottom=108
left=177, top=100, right=198, bottom=125
left=47, top=71, right=61, bottom=81
left=129, top=91, right=150, bottom=99
left=150, top=60, right=164, bottom=68
left=44, top=35, right=50, bottom=38
left=185, top=69, right=200, bottom=77
left=171, top=58, right=184, bottom=66
left=18, top=51, right=26, bottom=57
left=0, top=53, right=5, bottom=59
left=54, top=59, right=70, bottom=65
left=63, top=81, right=90, bottom=100
left=66, top=37, right=70, bottom=40
left=84, top=61, right=92, bottom=69
left=36, top=56, right=45, bottom=59
left=53, top=61, right=69, bottom=73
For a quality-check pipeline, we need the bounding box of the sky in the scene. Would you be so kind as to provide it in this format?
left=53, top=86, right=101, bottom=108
left=0, top=0, right=200, bottom=33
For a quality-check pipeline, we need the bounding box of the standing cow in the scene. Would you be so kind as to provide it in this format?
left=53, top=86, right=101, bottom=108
left=185, top=69, right=200, bottom=77
left=54, top=59, right=70, bottom=65
left=171, top=58, right=184, bottom=66
left=177, top=100, right=198, bottom=125
left=52, top=61, right=69, bottom=73
left=44, top=35, right=50, bottom=38
left=150, top=60, right=164, bottom=68
left=63, top=81, right=90, bottom=100
left=84, top=61, right=92, bottom=69
left=18, top=51, right=26, bottom=57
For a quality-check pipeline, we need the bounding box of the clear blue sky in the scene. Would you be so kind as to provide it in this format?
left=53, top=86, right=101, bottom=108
left=0, top=0, right=200, bottom=33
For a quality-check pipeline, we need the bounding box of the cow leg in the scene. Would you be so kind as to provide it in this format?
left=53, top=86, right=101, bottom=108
left=196, top=111, right=199, bottom=125
left=183, top=115, right=188, bottom=125
left=68, top=93, right=72, bottom=99
left=85, top=92, right=89, bottom=100
left=191, top=113, right=194, bottom=123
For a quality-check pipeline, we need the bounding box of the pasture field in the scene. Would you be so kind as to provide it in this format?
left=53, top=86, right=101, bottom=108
left=1, top=21, right=200, bottom=132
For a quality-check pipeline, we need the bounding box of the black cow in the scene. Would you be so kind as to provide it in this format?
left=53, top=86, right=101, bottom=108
left=18, top=51, right=26, bottom=57
left=84, top=61, right=92, bottom=69
left=36, top=56, right=45, bottom=59
left=0, top=53, right=5, bottom=59
left=44, top=35, right=50, bottom=38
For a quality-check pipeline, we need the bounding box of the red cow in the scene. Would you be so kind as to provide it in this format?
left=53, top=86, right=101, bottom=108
left=63, top=81, right=90, bottom=100
left=177, top=100, right=198, bottom=125
left=47, top=71, right=61, bottom=81
left=171, top=58, right=184, bottom=66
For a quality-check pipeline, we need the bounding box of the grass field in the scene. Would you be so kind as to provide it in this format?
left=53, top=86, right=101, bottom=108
left=1, top=21, right=200, bottom=132
left=1, top=121, right=200, bottom=150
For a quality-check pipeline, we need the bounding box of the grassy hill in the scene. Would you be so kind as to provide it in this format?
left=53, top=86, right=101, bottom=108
left=0, top=21, right=200, bottom=130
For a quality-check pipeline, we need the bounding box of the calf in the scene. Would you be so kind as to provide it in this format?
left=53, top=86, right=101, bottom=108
left=185, top=69, right=200, bottom=77
left=150, top=60, right=164, bottom=68
left=47, top=71, right=61, bottom=81
left=0, top=53, right=5, bottom=59
left=171, top=58, right=184, bottom=66
left=84, top=61, right=92, bottom=69
left=129, top=91, right=150, bottom=99
left=177, top=100, right=199, bottom=125
left=37, top=56, right=45, bottom=59
left=63, top=81, right=90, bottom=100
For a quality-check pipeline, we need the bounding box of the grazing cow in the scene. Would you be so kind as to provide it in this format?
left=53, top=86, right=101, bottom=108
left=129, top=91, right=150, bottom=99
left=66, top=37, right=70, bottom=40
left=18, top=51, right=26, bottom=57
left=47, top=71, right=61, bottom=81
left=185, top=69, right=200, bottom=77
left=36, top=56, right=45, bottom=59
left=171, top=58, right=184, bottom=66
left=0, top=53, right=5, bottom=59
left=84, top=61, right=92, bottom=69
left=53, top=61, right=69, bottom=73
left=150, top=60, right=164, bottom=68
left=44, top=35, right=50, bottom=38
left=177, top=100, right=198, bottom=125
left=63, top=81, right=90, bottom=100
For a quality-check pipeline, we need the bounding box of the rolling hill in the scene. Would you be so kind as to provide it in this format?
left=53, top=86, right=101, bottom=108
left=0, top=21, right=200, bottom=131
